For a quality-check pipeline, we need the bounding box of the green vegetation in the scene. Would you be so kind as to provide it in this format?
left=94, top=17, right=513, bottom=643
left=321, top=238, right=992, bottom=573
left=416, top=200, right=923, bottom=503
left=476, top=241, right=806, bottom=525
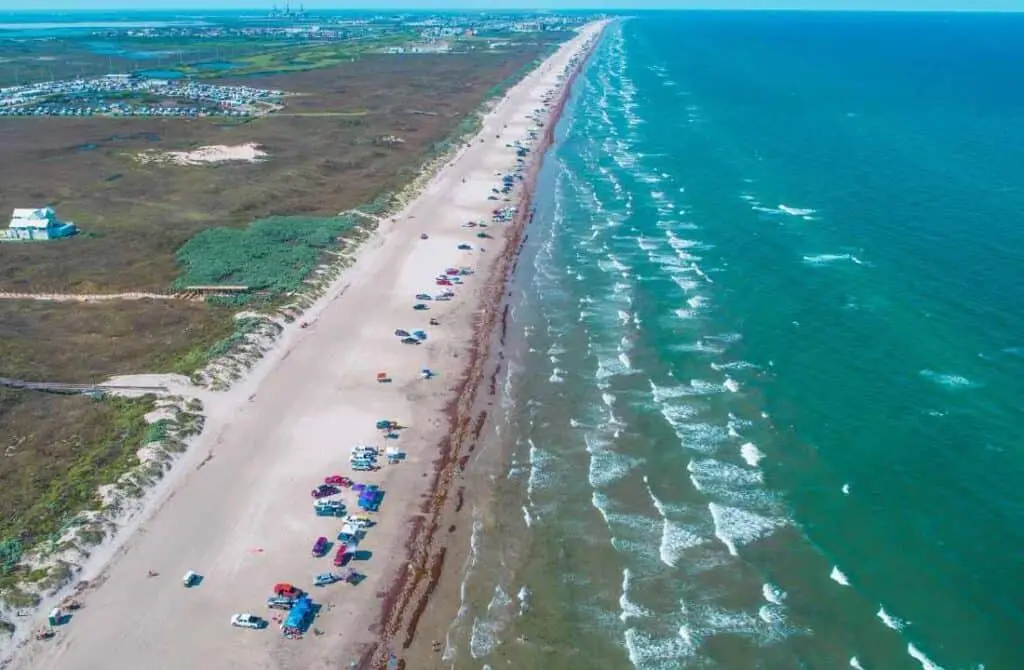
left=0, top=393, right=155, bottom=590
left=175, top=35, right=416, bottom=79
left=174, top=214, right=360, bottom=292
left=203, top=316, right=264, bottom=360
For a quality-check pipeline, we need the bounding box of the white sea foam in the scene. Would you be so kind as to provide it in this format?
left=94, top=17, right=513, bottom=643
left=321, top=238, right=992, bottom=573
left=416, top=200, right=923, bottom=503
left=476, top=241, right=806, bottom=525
left=758, top=604, right=787, bottom=625
left=802, top=253, right=865, bottom=266
left=830, top=566, right=850, bottom=586
left=778, top=204, right=816, bottom=216
left=522, top=506, right=532, bottom=528
left=517, top=585, right=530, bottom=615
left=526, top=439, right=552, bottom=499
left=850, top=657, right=866, bottom=669
left=644, top=478, right=707, bottom=566
left=619, top=568, right=652, bottom=622
left=469, top=616, right=499, bottom=658
left=723, top=377, right=741, bottom=393
left=688, top=458, right=765, bottom=489
left=624, top=628, right=697, bottom=668
left=586, top=434, right=639, bottom=488
left=637, top=236, right=660, bottom=251
left=877, top=606, right=907, bottom=631
left=591, top=491, right=615, bottom=532
left=689, top=605, right=786, bottom=642
left=741, top=443, right=766, bottom=467
left=686, top=295, right=708, bottom=310
left=668, top=421, right=729, bottom=455
left=596, top=354, right=631, bottom=381
left=668, top=340, right=725, bottom=355
left=908, top=643, right=946, bottom=670
left=919, top=369, right=980, bottom=389
left=763, top=582, right=787, bottom=605
left=671, top=276, right=700, bottom=292
left=711, top=360, right=758, bottom=371
left=650, top=381, right=691, bottom=403
left=681, top=379, right=728, bottom=396
left=708, top=503, right=786, bottom=556
left=657, top=402, right=699, bottom=427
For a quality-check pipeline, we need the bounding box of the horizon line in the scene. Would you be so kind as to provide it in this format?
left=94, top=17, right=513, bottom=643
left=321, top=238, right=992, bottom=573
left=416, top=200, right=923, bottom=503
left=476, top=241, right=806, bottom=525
left=2, top=7, right=1023, bottom=13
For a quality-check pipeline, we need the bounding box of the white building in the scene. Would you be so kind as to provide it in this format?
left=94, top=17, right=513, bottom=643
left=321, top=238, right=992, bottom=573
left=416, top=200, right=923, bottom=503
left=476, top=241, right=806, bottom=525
left=3, top=208, right=77, bottom=241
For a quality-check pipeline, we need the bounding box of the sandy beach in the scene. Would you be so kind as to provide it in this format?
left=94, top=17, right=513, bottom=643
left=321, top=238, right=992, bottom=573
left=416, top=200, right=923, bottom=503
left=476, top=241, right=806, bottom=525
left=7, top=22, right=605, bottom=670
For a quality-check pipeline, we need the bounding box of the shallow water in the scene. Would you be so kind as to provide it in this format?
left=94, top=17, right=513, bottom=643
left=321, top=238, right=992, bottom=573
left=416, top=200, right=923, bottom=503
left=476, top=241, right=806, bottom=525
left=442, top=13, right=1024, bottom=670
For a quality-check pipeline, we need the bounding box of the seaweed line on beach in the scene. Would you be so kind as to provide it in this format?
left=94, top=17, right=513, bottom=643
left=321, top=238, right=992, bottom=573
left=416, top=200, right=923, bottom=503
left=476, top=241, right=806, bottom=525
left=356, top=29, right=605, bottom=669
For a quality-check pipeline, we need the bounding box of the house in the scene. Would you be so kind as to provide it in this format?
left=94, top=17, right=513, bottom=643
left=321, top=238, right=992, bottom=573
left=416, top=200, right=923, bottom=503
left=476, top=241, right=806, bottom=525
left=3, top=208, right=77, bottom=241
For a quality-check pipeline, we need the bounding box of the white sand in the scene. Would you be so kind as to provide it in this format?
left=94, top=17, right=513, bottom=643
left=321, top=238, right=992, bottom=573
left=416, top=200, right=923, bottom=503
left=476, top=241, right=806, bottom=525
left=7, top=23, right=605, bottom=670
left=136, top=142, right=267, bottom=166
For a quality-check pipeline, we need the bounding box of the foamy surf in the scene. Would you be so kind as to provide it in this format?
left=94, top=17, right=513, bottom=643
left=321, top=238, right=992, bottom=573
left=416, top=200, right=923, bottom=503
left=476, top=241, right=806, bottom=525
left=908, top=643, right=946, bottom=670
left=778, top=204, right=815, bottom=217
left=877, top=605, right=907, bottom=631
left=619, top=568, right=653, bottom=622
left=708, top=503, right=786, bottom=556
left=741, top=442, right=766, bottom=467
left=623, top=628, right=697, bottom=669
left=919, top=369, right=980, bottom=389
left=644, top=477, right=707, bottom=566
left=802, top=253, right=865, bottom=266
left=762, top=582, right=787, bottom=605
left=830, top=566, right=851, bottom=586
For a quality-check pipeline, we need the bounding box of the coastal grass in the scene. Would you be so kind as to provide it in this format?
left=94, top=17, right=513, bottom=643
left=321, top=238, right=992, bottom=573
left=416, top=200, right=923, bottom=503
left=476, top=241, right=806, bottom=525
left=173, top=214, right=360, bottom=292
left=0, top=299, right=236, bottom=385
left=0, top=391, right=155, bottom=595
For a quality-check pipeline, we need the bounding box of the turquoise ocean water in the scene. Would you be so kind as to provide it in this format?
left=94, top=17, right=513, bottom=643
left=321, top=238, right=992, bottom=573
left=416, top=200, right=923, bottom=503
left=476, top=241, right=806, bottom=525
left=441, top=12, right=1024, bottom=670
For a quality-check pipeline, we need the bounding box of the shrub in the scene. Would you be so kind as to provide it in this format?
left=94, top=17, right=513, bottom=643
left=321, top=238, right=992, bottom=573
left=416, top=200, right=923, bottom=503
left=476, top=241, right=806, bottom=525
left=174, top=215, right=359, bottom=293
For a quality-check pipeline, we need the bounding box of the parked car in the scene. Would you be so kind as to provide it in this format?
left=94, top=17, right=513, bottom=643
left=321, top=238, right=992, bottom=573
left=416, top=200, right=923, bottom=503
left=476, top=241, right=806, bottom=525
left=266, top=596, right=294, bottom=610
left=231, top=613, right=266, bottom=629
left=311, top=484, right=340, bottom=498
left=273, top=583, right=302, bottom=599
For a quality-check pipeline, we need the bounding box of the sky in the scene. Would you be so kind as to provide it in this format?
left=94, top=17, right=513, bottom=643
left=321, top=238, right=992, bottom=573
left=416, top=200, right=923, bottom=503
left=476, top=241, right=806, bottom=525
left=2, top=0, right=1024, bottom=10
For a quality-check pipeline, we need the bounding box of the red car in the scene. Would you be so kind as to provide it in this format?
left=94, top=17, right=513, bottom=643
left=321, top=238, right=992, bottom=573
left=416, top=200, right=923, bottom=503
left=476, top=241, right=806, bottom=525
left=273, top=583, right=302, bottom=599
left=324, top=475, right=352, bottom=487
left=311, top=484, right=339, bottom=498
left=312, top=536, right=329, bottom=557
left=333, top=545, right=349, bottom=567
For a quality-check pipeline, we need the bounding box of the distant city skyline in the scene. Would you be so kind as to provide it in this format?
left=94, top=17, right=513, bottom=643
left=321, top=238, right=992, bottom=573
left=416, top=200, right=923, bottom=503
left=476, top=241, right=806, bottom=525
left=2, top=0, right=1024, bottom=12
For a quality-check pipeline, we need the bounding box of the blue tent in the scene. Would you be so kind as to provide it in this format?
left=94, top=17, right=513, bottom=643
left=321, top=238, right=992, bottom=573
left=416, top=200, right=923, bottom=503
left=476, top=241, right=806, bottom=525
left=282, top=596, right=313, bottom=633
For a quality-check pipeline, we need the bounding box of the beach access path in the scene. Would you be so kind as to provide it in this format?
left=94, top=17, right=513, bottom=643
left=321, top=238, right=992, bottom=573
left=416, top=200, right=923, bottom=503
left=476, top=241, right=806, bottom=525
left=8, top=23, right=605, bottom=670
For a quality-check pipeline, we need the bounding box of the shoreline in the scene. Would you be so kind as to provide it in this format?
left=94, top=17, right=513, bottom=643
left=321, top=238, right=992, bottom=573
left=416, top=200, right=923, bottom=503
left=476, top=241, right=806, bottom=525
left=359, top=23, right=607, bottom=669
left=3, top=22, right=608, bottom=670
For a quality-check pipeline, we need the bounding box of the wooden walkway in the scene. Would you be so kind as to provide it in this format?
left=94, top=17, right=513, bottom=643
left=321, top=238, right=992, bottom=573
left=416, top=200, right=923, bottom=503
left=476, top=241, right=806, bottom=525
left=0, top=377, right=169, bottom=396
left=0, top=286, right=249, bottom=303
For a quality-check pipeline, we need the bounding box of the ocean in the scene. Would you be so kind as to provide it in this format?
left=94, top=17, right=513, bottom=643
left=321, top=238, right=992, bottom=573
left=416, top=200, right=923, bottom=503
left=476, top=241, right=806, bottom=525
left=436, top=12, right=1024, bottom=670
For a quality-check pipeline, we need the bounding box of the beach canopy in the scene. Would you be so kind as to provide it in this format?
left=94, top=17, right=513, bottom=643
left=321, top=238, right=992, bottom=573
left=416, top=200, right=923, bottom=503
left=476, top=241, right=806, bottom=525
left=282, top=595, right=313, bottom=631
